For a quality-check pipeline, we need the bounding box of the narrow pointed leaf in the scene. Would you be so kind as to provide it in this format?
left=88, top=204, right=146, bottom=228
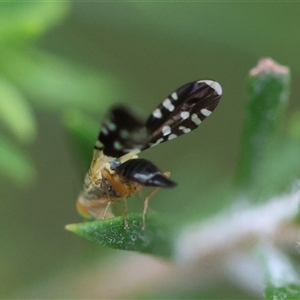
left=0, top=2, right=69, bottom=44
left=250, top=137, right=300, bottom=198
left=0, top=48, right=123, bottom=113
left=66, top=213, right=175, bottom=258
left=0, top=134, right=35, bottom=185
left=236, top=58, right=290, bottom=191
left=0, top=77, right=36, bottom=143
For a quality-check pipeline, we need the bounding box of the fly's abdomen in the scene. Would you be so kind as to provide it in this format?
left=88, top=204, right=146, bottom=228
left=115, top=158, right=176, bottom=188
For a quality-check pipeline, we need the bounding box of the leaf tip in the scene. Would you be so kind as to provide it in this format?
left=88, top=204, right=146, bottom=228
left=250, top=57, right=289, bottom=77
left=65, top=223, right=78, bottom=233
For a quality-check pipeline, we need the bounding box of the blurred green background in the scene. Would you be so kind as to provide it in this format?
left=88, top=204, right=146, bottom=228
left=1, top=2, right=300, bottom=298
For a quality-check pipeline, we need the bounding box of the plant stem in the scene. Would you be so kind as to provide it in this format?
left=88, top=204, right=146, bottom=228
left=236, top=58, right=290, bottom=191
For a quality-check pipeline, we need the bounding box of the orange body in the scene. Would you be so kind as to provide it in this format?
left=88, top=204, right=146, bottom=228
left=76, top=162, right=144, bottom=221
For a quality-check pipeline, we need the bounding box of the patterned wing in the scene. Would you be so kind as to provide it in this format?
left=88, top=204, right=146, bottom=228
left=97, top=106, right=147, bottom=158
left=144, top=80, right=222, bottom=149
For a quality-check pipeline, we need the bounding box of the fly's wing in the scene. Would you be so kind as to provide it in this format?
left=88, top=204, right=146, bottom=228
left=95, top=80, right=222, bottom=158
left=143, top=80, right=222, bottom=150
left=97, top=106, right=147, bottom=158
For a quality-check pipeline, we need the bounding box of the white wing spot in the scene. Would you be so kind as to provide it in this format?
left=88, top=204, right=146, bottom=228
left=171, top=92, right=178, bottom=100
left=150, top=138, right=164, bottom=147
left=180, top=111, right=190, bottom=120
left=191, top=113, right=201, bottom=125
left=168, top=134, right=177, bottom=140
left=95, top=140, right=103, bottom=148
left=163, top=99, right=175, bottom=112
left=107, top=122, right=117, bottom=131
left=179, top=126, right=191, bottom=133
left=101, top=127, right=108, bottom=135
left=162, top=125, right=171, bottom=136
left=201, top=108, right=212, bottom=117
left=153, top=108, right=162, bottom=119
left=113, top=141, right=122, bottom=150
left=120, top=129, right=129, bottom=139
left=197, top=80, right=222, bottom=96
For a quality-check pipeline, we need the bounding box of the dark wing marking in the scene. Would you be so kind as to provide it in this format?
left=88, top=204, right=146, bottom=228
left=143, top=80, right=222, bottom=149
left=98, top=106, right=147, bottom=158
left=96, top=80, right=222, bottom=157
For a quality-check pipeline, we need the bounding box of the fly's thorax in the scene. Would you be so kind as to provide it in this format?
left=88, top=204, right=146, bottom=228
left=83, top=165, right=122, bottom=202
left=88, top=149, right=114, bottom=185
left=81, top=175, right=107, bottom=200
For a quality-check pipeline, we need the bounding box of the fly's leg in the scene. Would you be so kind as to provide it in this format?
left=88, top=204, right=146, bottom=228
left=101, top=168, right=132, bottom=228
left=123, top=198, right=129, bottom=229
left=100, top=170, right=113, bottom=220
left=142, top=187, right=160, bottom=230
left=142, top=171, right=170, bottom=230
left=101, top=202, right=112, bottom=220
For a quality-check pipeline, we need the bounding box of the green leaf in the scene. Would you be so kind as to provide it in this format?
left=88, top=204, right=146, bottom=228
left=288, top=111, right=300, bottom=140
left=63, top=109, right=99, bottom=168
left=66, top=213, right=175, bottom=258
left=0, top=2, right=69, bottom=45
left=257, top=244, right=300, bottom=300
left=236, top=58, right=290, bottom=191
left=0, top=77, right=36, bottom=143
left=0, top=48, right=123, bottom=113
left=251, top=138, right=300, bottom=198
left=0, top=134, right=35, bottom=185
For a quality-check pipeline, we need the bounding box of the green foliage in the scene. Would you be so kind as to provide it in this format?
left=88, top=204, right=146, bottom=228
left=0, top=134, right=35, bottom=185
left=236, top=59, right=290, bottom=192
left=0, top=2, right=69, bottom=45
left=258, top=245, right=300, bottom=299
left=1, top=48, right=122, bottom=112
left=66, top=214, right=174, bottom=258
left=251, top=138, right=300, bottom=198
left=0, top=77, right=36, bottom=143
left=0, top=2, right=120, bottom=185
